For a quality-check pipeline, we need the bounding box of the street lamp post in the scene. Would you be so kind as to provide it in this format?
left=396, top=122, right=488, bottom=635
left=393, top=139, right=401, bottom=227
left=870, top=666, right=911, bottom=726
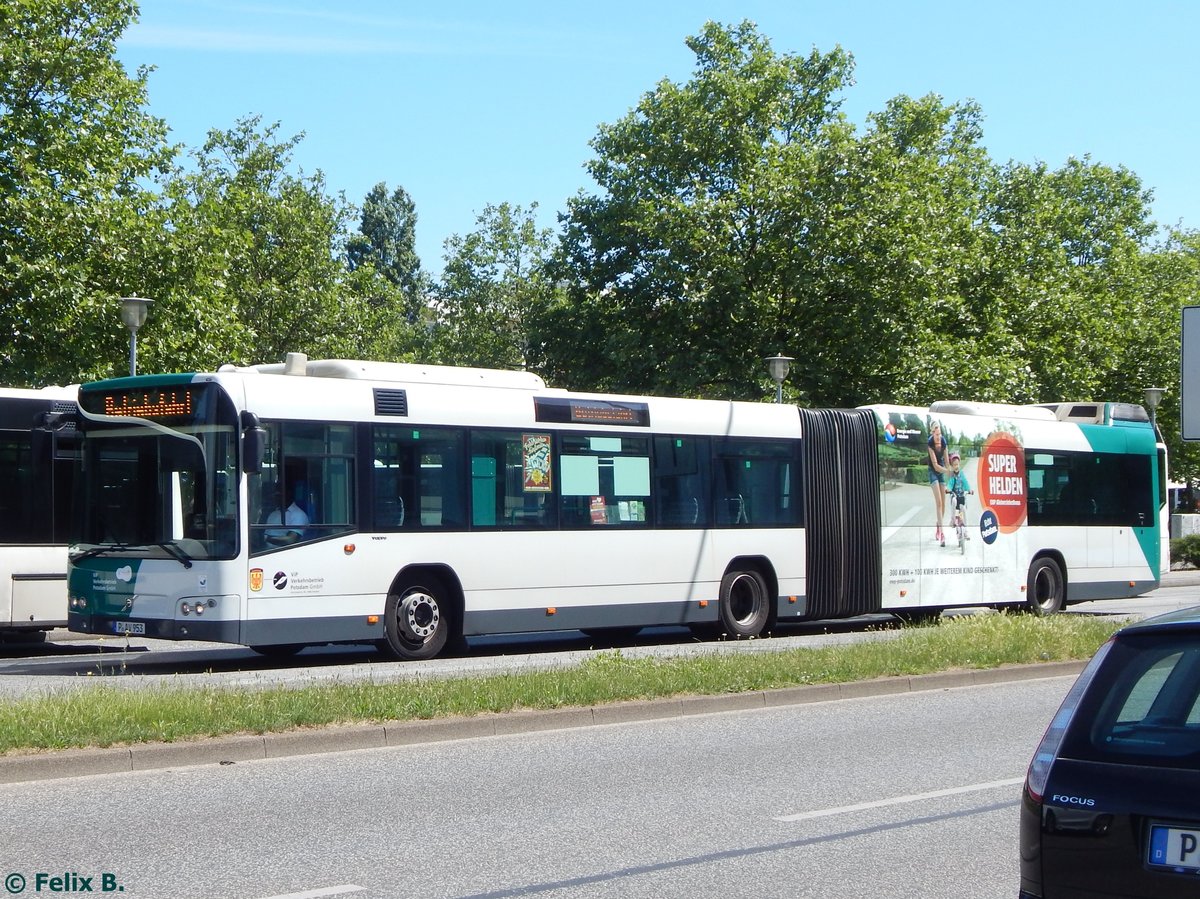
left=1144, top=387, right=1166, bottom=435
left=119, top=295, right=153, bottom=376
left=765, top=354, right=794, bottom=404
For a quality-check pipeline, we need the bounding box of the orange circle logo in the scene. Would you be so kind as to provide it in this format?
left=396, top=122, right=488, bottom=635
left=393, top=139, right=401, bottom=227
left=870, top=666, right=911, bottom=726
left=977, top=432, right=1027, bottom=533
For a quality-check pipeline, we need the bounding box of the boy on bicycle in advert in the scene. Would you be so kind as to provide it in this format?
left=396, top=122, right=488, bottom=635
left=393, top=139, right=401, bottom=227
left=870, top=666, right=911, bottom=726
left=946, top=451, right=973, bottom=543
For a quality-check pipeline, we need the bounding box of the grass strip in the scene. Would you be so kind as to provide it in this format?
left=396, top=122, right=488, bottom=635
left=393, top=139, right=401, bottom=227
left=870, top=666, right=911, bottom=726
left=0, top=613, right=1121, bottom=755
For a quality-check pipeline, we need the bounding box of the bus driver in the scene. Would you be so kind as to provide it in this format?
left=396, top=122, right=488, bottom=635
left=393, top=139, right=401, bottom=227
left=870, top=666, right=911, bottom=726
left=262, top=479, right=310, bottom=545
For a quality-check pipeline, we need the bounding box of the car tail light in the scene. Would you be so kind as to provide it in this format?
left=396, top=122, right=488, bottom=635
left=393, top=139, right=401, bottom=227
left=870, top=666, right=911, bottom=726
left=1025, top=638, right=1114, bottom=802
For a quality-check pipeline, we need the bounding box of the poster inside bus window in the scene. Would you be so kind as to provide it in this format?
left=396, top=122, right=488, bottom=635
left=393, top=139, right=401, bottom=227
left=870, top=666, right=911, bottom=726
left=522, top=434, right=552, bottom=492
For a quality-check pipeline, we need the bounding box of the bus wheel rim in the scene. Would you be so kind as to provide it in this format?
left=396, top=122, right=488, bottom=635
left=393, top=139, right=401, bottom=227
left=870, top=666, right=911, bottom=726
left=1033, top=567, right=1058, bottom=610
left=729, top=573, right=763, bottom=625
left=400, top=591, right=440, bottom=641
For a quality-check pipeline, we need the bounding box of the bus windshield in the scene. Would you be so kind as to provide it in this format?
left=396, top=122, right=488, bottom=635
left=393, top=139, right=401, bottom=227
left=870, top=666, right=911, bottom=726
left=72, top=381, right=239, bottom=561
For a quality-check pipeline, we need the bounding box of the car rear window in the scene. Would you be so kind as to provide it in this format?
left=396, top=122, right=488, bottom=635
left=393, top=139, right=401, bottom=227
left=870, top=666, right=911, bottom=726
left=1062, top=632, right=1200, bottom=769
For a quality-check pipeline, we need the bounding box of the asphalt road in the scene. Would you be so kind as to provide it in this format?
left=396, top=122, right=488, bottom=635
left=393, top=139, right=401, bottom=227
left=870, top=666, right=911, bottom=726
left=0, top=673, right=1074, bottom=899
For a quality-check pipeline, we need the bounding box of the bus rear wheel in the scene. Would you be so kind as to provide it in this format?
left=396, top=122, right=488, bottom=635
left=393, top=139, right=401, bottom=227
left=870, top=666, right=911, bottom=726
left=718, top=568, right=770, bottom=638
left=380, top=577, right=451, bottom=661
left=1026, top=557, right=1065, bottom=616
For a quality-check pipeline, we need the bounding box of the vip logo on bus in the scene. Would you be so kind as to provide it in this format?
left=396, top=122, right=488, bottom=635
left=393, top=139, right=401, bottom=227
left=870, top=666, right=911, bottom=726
left=273, top=571, right=288, bottom=590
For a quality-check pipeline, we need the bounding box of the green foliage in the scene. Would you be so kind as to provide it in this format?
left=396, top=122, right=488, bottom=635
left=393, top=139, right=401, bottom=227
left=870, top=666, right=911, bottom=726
left=0, top=0, right=172, bottom=384
left=155, top=116, right=413, bottom=369
left=0, top=5, right=421, bottom=381
left=1171, top=534, right=1200, bottom=569
left=0, top=6, right=1197, bottom=487
left=347, top=182, right=428, bottom=324
left=431, top=202, right=560, bottom=370
left=548, top=21, right=859, bottom=399
left=0, top=613, right=1118, bottom=754
left=545, top=19, right=1197, bottom=480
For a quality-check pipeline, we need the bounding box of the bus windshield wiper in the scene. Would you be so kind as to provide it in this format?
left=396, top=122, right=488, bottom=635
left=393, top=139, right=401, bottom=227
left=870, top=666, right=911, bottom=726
left=156, top=541, right=194, bottom=569
left=70, top=542, right=193, bottom=568
left=69, top=543, right=133, bottom=562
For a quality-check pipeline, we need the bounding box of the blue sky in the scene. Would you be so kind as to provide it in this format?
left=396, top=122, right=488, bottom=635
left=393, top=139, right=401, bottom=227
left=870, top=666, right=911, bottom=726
left=118, top=1, right=1199, bottom=270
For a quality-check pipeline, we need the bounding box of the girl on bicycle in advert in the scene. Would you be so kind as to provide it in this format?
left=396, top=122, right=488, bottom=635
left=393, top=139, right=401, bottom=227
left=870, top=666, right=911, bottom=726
left=946, top=451, right=973, bottom=546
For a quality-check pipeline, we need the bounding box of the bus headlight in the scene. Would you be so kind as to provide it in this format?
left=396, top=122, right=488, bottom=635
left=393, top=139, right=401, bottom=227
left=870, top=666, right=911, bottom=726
left=180, top=598, right=217, bottom=616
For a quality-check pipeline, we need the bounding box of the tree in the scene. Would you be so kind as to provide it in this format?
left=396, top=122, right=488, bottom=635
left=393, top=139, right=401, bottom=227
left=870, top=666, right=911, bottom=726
left=157, top=116, right=410, bottom=368
left=550, top=22, right=1014, bottom=405
left=347, top=182, right=428, bottom=324
left=787, top=92, right=1003, bottom=406
left=431, top=203, right=558, bottom=370
left=549, top=18, right=1190, bottom=434
left=982, top=157, right=1160, bottom=403
left=0, top=0, right=171, bottom=384
left=1130, top=230, right=1200, bottom=481
left=549, top=21, right=858, bottom=399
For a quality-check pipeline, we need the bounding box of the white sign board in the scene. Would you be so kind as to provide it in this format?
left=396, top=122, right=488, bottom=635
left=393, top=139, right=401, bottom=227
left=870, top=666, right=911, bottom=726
left=1183, top=306, right=1200, bottom=440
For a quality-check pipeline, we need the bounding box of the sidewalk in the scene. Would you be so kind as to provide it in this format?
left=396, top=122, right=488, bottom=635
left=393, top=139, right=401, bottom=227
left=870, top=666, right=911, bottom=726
left=1164, top=568, right=1200, bottom=587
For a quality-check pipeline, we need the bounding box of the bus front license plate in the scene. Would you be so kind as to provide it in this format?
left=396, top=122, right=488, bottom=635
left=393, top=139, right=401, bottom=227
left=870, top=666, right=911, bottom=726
left=112, top=621, right=145, bottom=636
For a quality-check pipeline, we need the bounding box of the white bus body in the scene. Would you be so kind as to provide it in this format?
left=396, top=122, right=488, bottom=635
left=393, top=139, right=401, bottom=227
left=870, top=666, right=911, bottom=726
left=66, top=359, right=1162, bottom=658
left=0, top=386, right=78, bottom=641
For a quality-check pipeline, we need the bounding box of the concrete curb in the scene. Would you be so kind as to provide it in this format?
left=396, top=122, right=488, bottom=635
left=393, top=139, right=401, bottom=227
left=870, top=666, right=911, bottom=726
left=1165, top=570, right=1200, bottom=588
left=0, top=660, right=1086, bottom=785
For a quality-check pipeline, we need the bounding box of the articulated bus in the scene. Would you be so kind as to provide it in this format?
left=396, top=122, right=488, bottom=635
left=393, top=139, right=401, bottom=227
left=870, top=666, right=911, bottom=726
left=65, top=357, right=1165, bottom=659
left=0, top=386, right=78, bottom=642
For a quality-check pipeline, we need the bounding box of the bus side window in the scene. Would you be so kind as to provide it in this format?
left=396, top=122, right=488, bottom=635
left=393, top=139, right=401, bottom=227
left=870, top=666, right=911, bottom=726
left=558, top=434, right=650, bottom=527
left=714, top=439, right=799, bottom=527
left=249, top=421, right=355, bottom=552
left=653, top=436, right=710, bottom=528
left=374, top=426, right=464, bottom=530
left=469, top=432, right=554, bottom=529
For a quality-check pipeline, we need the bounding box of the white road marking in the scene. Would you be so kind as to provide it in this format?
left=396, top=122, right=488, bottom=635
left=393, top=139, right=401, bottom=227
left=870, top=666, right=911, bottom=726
left=774, top=776, right=1025, bottom=822
left=255, top=886, right=365, bottom=899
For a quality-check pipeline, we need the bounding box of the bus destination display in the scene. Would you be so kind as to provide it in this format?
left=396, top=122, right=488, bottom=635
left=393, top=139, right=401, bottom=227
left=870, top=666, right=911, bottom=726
left=88, top=387, right=195, bottom=420
left=534, top=396, right=651, bottom=427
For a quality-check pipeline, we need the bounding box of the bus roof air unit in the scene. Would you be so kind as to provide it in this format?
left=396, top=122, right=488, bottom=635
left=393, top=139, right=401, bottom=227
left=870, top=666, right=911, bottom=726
left=242, top=355, right=547, bottom=390
left=928, top=401, right=1057, bottom=421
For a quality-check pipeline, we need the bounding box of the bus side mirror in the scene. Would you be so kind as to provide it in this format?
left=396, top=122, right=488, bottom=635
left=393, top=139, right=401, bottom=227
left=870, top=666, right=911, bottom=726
left=31, top=410, right=71, bottom=466
left=31, top=427, right=52, bottom=463
left=241, top=412, right=266, bottom=474
left=243, top=427, right=265, bottom=474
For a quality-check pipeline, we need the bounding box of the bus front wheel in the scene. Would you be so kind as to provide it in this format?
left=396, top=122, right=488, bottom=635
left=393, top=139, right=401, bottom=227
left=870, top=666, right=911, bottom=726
left=1026, top=557, right=1065, bottom=616
left=718, top=568, right=770, bottom=638
left=381, top=577, right=451, bottom=661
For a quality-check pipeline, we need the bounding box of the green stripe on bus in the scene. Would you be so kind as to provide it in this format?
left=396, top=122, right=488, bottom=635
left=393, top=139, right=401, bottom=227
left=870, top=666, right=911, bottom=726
left=1079, top=423, right=1161, bottom=575
left=82, top=373, right=201, bottom=391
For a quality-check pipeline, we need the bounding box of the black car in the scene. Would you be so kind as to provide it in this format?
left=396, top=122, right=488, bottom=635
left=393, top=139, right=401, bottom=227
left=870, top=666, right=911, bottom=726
left=1021, top=606, right=1200, bottom=898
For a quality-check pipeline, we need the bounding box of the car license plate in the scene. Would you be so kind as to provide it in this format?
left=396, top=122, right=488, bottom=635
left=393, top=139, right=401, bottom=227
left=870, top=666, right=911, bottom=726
left=1148, top=825, right=1200, bottom=872
left=112, top=621, right=145, bottom=635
